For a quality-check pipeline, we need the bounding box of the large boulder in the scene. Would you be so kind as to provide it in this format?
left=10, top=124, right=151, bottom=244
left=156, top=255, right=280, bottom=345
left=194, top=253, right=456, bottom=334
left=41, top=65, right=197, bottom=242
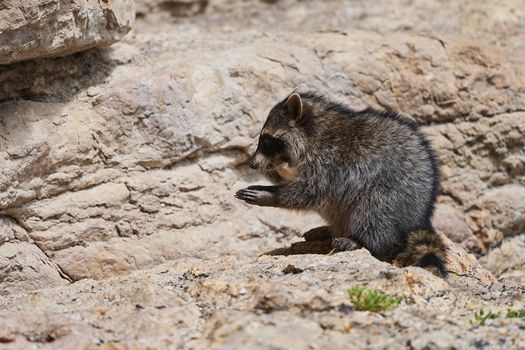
left=0, top=0, right=134, bottom=65
left=0, top=0, right=524, bottom=294
left=1, top=29, right=524, bottom=284
left=0, top=0, right=524, bottom=347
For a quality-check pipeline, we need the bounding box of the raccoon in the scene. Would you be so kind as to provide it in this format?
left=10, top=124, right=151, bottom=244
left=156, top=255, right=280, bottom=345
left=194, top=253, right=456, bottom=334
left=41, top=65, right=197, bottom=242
left=235, top=85, right=448, bottom=276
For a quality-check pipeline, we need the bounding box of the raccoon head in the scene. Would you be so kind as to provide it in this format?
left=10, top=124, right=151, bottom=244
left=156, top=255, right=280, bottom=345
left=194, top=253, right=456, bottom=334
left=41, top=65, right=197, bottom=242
left=250, top=87, right=311, bottom=183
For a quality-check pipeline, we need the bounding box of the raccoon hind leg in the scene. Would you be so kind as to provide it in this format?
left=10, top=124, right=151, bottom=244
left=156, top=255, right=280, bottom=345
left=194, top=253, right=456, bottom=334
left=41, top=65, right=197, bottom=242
left=331, top=237, right=362, bottom=252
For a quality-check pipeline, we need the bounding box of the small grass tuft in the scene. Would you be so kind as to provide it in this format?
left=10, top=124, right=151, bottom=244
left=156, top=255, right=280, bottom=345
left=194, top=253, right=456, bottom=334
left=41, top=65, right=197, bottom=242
left=470, top=309, right=501, bottom=326
left=506, top=308, right=525, bottom=319
left=348, top=286, right=402, bottom=312
left=470, top=308, right=525, bottom=326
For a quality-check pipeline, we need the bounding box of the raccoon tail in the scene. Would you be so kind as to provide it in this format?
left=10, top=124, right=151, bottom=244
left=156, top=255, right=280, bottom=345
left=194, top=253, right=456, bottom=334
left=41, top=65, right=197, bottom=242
left=395, top=228, right=448, bottom=277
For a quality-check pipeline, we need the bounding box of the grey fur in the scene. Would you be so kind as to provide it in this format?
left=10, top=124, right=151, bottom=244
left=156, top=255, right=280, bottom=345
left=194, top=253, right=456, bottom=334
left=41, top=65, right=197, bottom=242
left=236, top=88, right=446, bottom=271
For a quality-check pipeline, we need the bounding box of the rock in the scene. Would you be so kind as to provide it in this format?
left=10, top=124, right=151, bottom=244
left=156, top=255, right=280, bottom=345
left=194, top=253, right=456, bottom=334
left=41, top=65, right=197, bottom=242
left=481, top=234, right=525, bottom=279
left=0, top=242, right=69, bottom=294
left=467, top=185, right=525, bottom=249
left=427, top=112, right=525, bottom=252
left=136, top=0, right=208, bottom=18
left=1, top=27, right=524, bottom=282
left=0, top=253, right=517, bottom=349
left=392, top=230, right=496, bottom=288
left=0, top=1, right=524, bottom=346
left=433, top=203, right=484, bottom=254
left=0, top=0, right=135, bottom=65
left=265, top=229, right=496, bottom=288
left=0, top=217, right=70, bottom=294
left=0, top=48, right=118, bottom=102
left=434, top=233, right=496, bottom=288
left=0, top=216, right=29, bottom=245
left=1, top=0, right=525, bottom=283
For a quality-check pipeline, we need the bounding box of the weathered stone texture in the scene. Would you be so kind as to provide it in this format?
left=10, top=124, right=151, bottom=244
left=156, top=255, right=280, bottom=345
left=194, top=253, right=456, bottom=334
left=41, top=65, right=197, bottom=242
left=0, top=0, right=134, bottom=64
left=0, top=252, right=520, bottom=349
left=0, top=0, right=524, bottom=347
left=1, top=29, right=524, bottom=283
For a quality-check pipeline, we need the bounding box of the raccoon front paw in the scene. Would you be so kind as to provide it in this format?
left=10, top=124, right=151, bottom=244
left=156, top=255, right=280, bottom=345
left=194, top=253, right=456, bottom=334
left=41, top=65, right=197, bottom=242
left=331, top=237, right=361, bottom=252
left=235, top=187, right=276, bottom=207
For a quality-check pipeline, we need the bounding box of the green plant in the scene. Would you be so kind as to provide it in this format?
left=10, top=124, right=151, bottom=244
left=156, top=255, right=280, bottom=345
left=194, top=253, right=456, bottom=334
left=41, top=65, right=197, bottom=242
left=348, top=286, right=402, bottom=312
left=506, top=309, right=525, bottom=318
left=470, top=309, right=501, bottom=326
left=470, top=308, right=525, bottom=326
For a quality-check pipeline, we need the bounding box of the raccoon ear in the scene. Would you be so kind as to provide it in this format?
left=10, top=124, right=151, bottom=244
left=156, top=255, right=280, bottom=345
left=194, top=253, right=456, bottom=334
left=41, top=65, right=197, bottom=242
left=286, top=93, right=303, bottom=121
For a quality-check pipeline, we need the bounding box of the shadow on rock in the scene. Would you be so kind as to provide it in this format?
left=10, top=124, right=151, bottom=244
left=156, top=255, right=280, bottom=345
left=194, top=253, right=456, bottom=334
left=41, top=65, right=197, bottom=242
left=0, top=48, right=116, bottom=103
left=264, top=233, right=496, bottom=292
left=263, top=240, right=334, bottom=256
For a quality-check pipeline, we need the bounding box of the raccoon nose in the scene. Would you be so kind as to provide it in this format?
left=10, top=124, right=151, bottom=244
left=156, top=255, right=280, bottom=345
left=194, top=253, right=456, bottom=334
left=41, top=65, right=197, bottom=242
left=249, top=158, right=258, bottom=169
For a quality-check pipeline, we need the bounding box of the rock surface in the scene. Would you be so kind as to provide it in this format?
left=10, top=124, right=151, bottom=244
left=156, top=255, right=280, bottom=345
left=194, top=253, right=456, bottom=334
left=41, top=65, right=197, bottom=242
left=481, top=234, right=525, bottom=280
left=2, top=20, right=524, bottom=284
left=0, top=252, right=521, bottom=349
left=0, top=0, right=524, bottom=348
left=136, top=0, right=208, bottom=18
left=0, top=0, right=135, bottom=64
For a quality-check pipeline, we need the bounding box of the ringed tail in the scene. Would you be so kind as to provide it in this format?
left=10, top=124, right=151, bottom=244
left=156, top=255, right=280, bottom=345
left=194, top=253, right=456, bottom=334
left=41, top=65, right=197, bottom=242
left=395, top=228, right=448, bottom=277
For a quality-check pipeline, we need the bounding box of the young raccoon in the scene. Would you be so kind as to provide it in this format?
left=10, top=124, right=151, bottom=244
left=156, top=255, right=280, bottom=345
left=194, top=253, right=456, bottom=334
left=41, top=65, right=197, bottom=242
left=235, top=85, right=448, bottom=276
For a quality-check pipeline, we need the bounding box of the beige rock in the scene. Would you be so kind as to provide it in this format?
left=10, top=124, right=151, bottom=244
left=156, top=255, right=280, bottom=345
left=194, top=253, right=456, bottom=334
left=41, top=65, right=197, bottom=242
left=0, top=242, right=69, bottom=294
left=467, top=185, right=525, bottom=248
left=264, top=229, right=496, bottom=288
left=136, top=0, right=208, bottom=18
left=0, top=1, right=523, bottom=349
left=0, top=253, right=517, bottom=349
left=0, top=0, right=135, bottom=64
left=0, top=11, right=524, bottom=284
left=481, top=234, right=525, bottom=278
left=0, top=217, right=29, bottom=245
left=434, top=233, right=496, bottom=289
left=0, top=4, right=523, bottom=347
left=432, top=203, right=483, bottom=253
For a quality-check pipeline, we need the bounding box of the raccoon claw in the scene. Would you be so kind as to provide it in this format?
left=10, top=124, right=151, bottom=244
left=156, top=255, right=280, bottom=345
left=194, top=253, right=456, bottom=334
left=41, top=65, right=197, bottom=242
left=235, top=188, right=276, bottom=207
left=331, top=238, right=361, bottom=252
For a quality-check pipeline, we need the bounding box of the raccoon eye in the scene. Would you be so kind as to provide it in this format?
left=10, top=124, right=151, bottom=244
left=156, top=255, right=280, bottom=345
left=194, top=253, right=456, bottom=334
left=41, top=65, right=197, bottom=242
left=259, top=135, right=285, bottom=157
